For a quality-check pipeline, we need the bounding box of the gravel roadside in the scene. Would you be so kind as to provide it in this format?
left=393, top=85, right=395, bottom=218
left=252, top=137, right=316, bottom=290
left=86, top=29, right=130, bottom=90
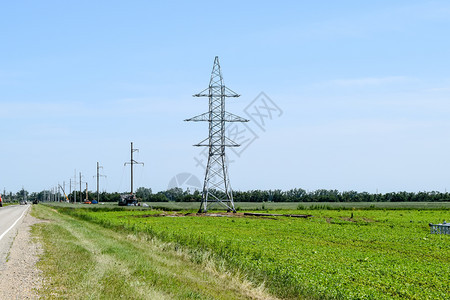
left=0, top=209, right=44, bottom=299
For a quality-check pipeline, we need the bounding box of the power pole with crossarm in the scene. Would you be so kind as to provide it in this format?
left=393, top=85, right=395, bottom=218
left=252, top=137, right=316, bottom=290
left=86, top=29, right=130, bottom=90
left=95, top=162, right=106, bottom=203
left=124, top=142, right=143, bottom=195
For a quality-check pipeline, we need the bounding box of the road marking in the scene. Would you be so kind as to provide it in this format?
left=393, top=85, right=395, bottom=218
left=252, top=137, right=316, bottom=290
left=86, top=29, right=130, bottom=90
left=0, top=206, right=29, bottom=241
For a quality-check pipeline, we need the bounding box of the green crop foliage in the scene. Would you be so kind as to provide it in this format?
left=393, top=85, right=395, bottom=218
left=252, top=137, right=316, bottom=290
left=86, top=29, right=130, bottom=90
left=55, top=206, right=449, bottom=300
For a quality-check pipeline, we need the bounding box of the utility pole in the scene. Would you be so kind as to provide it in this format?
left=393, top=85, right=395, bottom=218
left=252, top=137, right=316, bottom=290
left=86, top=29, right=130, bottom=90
left=124, top=142, right=143, bottom=195
left=74, top=169, right=77, bottom=203
left=79, top=172, right=82, bottom=202
left=186, top=56, right=248, bottom=213
left=96, top=162, right=106, bottom=203
left=69, top=179, right=72, bottom=202
left=85, top=182, right=88, bottom=202
left=22, top=186, right=26, bottom=203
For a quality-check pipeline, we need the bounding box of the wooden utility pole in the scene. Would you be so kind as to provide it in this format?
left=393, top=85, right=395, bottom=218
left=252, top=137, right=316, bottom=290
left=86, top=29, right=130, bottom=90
left=73, top=170, right=77, bottom=203
left=96, top=162, right=106, bottom=203
left=79, top=172, right=82, bottom=202
left=124, top=142, right=143, bottom=194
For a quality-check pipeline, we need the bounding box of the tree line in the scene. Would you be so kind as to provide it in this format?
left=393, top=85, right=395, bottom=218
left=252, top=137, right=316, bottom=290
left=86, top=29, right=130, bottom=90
left=148, top=188, right=450, bottom=203
left=3, top=187, right=450, bottom=203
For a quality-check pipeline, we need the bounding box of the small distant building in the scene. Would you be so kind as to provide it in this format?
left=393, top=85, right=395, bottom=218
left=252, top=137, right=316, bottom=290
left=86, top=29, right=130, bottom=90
left=429, top=221, right=450, bottom=234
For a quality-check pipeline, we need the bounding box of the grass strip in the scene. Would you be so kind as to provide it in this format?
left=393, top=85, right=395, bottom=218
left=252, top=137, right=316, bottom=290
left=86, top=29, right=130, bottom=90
left=31, top=205, right=275, bottom=299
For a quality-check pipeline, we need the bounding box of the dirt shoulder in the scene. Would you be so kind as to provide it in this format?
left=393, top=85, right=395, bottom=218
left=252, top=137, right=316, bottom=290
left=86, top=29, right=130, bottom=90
left=0, top=209, right=44, bottom=299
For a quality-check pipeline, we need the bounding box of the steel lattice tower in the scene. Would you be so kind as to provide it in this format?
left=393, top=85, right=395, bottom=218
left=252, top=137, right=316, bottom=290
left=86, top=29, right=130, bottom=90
left=186, top=56, right=248, bottom=213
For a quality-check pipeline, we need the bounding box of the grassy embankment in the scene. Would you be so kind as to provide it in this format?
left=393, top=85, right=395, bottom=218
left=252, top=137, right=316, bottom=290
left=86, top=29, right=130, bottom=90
left=31, top=205, right=275, bottom=299
left=52, top=204, right=449, bottom=299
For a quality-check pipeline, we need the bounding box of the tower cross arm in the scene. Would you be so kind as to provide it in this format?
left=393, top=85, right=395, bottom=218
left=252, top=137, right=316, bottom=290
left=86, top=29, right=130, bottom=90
left=192, top=136, right=241, bottom=147
left=125, top=160, right=144, bottom=166
left=185, top=112, right=209, bottom=122
left=224, top=86, right=240, bottom=97
left=224, top=112, right=249, bottom=122
left=193, top=86, right=240, bottom=98
left=185, top=111, right=249, bottom=122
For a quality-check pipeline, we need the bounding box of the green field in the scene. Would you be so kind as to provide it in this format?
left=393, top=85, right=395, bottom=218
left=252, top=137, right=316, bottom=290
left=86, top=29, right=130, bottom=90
left=50, top=204, right=449, bottom=299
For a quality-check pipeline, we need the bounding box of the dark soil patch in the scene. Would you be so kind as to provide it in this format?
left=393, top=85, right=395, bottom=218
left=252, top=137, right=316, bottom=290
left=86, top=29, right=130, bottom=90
left=132, top=212, right=312, bottom=219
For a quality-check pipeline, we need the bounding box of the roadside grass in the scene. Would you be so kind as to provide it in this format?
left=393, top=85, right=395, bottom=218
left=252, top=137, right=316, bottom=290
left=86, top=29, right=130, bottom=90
left=31, top=205, right=276, bottom=300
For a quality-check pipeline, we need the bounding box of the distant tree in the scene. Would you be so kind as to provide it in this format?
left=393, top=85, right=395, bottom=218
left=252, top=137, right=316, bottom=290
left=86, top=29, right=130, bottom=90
left=99, top=192, right=121, bottom=202
left=16, top=189, right=28, bottom=200
left=165, top=187, right=183, bottom=201
left=150, top=192, right=169, bottom=202
left=135, top=187, right=152, bottom=201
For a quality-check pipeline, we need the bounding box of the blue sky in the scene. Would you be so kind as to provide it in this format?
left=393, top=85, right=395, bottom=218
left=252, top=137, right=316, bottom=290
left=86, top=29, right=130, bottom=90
left=1, top=1, right=450, bottom=194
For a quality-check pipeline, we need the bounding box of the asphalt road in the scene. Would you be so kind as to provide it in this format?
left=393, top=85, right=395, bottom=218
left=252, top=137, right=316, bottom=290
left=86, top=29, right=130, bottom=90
left=0, top=204, right=30, bottom=269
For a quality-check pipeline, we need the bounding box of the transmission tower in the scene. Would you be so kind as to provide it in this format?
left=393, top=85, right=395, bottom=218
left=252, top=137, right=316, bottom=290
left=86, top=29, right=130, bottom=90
left=186, top=56, right=249, bottom=213
left=124, top=142, right=143, bottom=194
